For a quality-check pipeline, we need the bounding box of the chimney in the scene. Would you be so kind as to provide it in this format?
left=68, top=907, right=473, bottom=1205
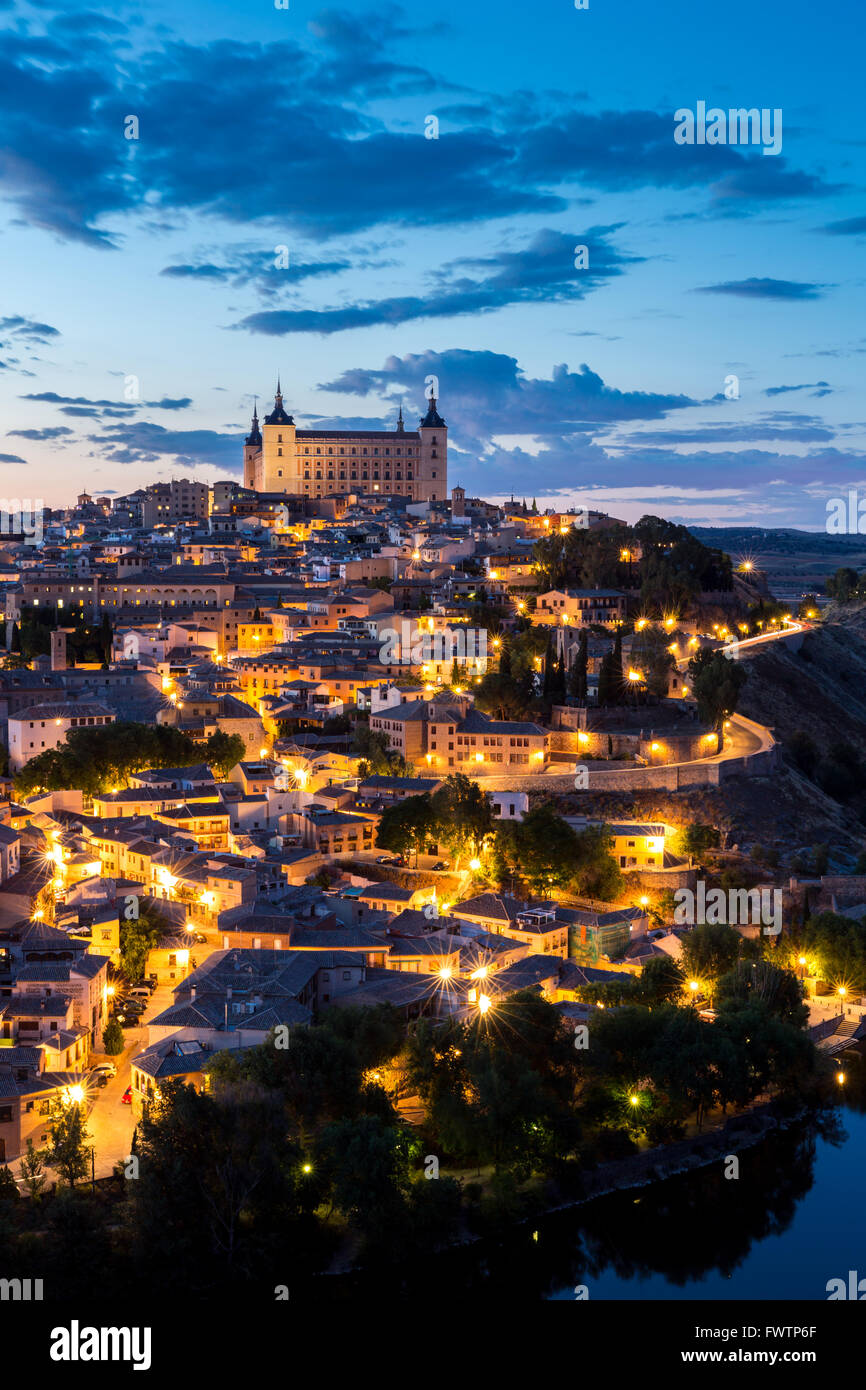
left=190, top=985, right=196, bottom=1001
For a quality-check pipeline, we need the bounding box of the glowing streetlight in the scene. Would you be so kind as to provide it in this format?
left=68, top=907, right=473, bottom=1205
left=689, top=980, right=699, bottom=995
left=439, top=965, right=453, bottom=980
left=629, top=1094, right=639, bottom=1107
left=477, top=994, right=491, bottom=1015
left=469, top=857, right=481, bottom=872
left=67, top=1084, right=84, bottom=1105
left=639, top=895, right=649, bottom=908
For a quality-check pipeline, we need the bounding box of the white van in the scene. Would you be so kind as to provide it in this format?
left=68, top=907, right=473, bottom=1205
left=128, top=987, right=152, bottom=1001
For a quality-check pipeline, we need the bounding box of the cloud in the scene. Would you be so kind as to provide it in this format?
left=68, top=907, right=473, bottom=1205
left=7, top=426, right=75, bottom=440
left=0, top=22, right=838, bottom=248
left=820, top=214, right=866, bottom=236
left=19, top=391, right=191, bottom=415
left=0, top=453, right=27, bottom=463
left=160, top=249, right=353, bottom=289
left=88, top=420, right=240, bottom=471
left=0, top=316, right=61, bottom=345
left=319, top=347, right=696, bottom=460
left=695, top=278, right=827, bottom=300
left=764, top=381, right=832, bottom=397
left=624, top=419, right=834, bottom=445
left=236, top=227, right=640, bottom=336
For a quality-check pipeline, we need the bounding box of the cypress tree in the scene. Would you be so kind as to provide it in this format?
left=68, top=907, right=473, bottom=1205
left=499, top=637, right=512, bottom=678
left=554, top=652, right=567, bottom=701
left=569, top=629, right=588, bottom=700
left=542, top=632, right=554, bottom=698
left=611, top=629, right=624, bottom=703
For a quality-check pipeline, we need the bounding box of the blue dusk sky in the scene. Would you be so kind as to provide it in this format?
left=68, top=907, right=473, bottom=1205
left=0, top=0, right=863, bottom=525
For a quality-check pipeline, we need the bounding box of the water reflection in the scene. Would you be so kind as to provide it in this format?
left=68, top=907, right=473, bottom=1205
left=326, top=1049, right=866, bottom=1302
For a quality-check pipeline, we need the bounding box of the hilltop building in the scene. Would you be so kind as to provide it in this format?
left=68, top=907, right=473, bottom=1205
left=243, top=383, right=447, bottom=503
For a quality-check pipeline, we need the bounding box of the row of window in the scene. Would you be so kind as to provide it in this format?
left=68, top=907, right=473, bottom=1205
left=276, top=438, right=416, bottom=457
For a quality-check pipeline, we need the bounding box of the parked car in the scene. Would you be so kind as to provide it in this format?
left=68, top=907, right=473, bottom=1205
left=89, top=1062, right=116, bottom=1080
left=431, top=860, right=448, bottom=871
left=192, top=932, right=207, bottom=945
left=127, top=987, right=151, bottom=1001
left=121, top=1086, right=132, bottom=1105
left=376, top=854, right=404, bottom=866
left=145, top=975, right=158, bottom=990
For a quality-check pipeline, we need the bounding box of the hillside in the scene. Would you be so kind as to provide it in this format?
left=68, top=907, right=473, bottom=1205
left=551, top=611, right=866, bottom=865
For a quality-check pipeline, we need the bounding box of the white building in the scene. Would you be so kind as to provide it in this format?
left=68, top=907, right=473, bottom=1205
left=8, top=701, right=116, bottom=772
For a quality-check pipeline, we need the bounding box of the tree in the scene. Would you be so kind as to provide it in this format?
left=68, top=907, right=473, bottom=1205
left=315, top=1115, right=412, bottom=1254
left=687, top=648, right=747, bottom=730
left=0, top=1163, right=20, bottom=1202
left=375, top=792, right=436, bottom=864
left=825, top=567, right=861, bottom=603
left=504, top=802, right=580, bottom=891
left=204, top=731, right=246, bottom=780
left=715, top=961, right=808, bottom=1029
left=13, top=720, right=237, bottom=798
left=19, top=1137, right=48, bottom=1199
left=568, top=629, right=588, bottom=701
left=680, top=922, right=742, bottom=985
left=637, top=954, right=685, bottom=1004
left=681, top=823, right=721, bottom=856
left=431, top=774, right=494, bottom=863
left=102, top=1018, right=125, bottom=1056
left=120, top=904, right=166, bottom=983
left=48, top=1103, right=90, bottom=1187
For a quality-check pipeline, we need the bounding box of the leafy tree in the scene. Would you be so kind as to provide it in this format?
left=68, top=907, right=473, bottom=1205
left=102, top=1019, right=125, bottom=1055
left=800, top=911, right=866, bottom=993
left=680, top=922, right=742, bottom=985
left=681, top=823, right=721, bottom=856
left=0, top=1164, right=19, bottom=1201
left=637, top=954, right=686, bottom=1004
left=131, top=1078, right=318, bottom=1288
left=120, top=904, right=166, bottom=984
left=503, top=802, right=580, bottom=891
left=715, top=961, right=808, bottom=1028
left=375, top=792, right=436, bottom=864
left=431, top=774, right=494, bottom=863
left=825, top=567, right=861, bottom=602
left=48, top=1103, right=90, bottom=1187
left=13, top=720, right=237, bottom=797
left=315, top=1115, right=412, bottom=1253
left=687, top=648, right=747, bottom=730
left=19, top=1138, right=48, bottom=1199
left=204, top=731, right=246, bottom=779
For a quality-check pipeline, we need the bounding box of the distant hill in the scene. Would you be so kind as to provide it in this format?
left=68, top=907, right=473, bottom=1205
left=689, top=527, right=866, bottom=556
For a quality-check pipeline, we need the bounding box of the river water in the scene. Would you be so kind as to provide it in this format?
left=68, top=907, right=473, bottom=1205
left=545, top=1045, right=866, bottom=1301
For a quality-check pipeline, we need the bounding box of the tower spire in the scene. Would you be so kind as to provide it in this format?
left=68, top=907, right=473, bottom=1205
left=396, top=402, right=404, bottom=434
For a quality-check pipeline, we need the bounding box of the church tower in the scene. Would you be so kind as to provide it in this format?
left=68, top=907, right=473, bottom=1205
left=243, top=400, right=262, bottom=488
left=261, top=379, right=297, bottom=491
left=417, top=392, right=447, bottom=502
